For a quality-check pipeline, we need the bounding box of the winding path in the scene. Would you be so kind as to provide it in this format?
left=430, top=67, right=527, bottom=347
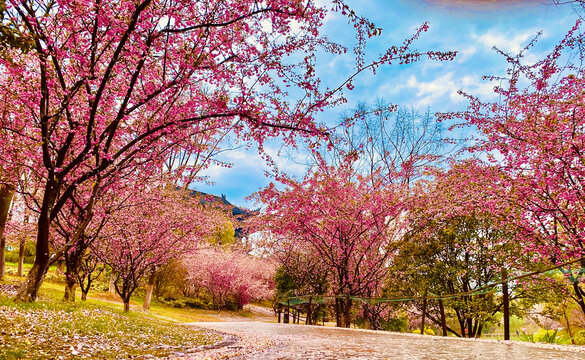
left=188, top=321, right=585, bottom=360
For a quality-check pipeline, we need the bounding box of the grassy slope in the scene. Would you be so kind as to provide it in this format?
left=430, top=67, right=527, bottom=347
left=0, top=263, right=272, bottom=359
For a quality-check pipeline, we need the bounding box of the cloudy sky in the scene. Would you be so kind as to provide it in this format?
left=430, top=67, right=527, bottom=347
left=195, top=0, right=580, bottom=208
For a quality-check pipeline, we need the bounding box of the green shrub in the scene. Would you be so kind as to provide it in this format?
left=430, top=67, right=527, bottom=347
left=161, top=297, right=210, bottom=309
left=4, top=252, right=34, bottom=264
left=4, top=242, right=35, bottom=264
left=381, top=316, right=408, bottom=332
left=574, top=330, right=585, bottom=345
left=521, top=329, right=571, bottom=344
left=412, top=327, right=435, bottom=335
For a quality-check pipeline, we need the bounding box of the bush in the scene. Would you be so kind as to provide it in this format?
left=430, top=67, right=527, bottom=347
left=4, top=242, right=35, bottom=264
left=412, top=327, right=435, bottom=335
left=4, top=252, right=34, bottom=265
left=574, top=330, right=585, bottom=345
left=381, top=316, right=408, bottom=332
left=520, top=328, right=571, bottom=344
left=161, top=297, right=211, bottom=309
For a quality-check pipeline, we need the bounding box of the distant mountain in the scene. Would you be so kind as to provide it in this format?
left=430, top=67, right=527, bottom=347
left=190, top=190, right=257, bottom=238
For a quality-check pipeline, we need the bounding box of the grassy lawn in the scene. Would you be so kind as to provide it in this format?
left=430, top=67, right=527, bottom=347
left=0, top=262, right=277, bottom=359
left=0, top=264, right=238, bottom=359
left=0, top=290, right=222, bottom=360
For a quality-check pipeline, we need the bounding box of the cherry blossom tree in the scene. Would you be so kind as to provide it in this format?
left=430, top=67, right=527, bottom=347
left=254, top=156, right=405, bottom=327
left=0, top=0, right=454, bottom=302
left=95, top=185, right=215, bottom=312
left=184, top=248, right=275, bottom=310
left=455, top=23, right=585, bottom=314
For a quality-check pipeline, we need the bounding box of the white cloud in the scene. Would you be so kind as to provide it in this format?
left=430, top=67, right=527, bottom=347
left=457, top=45, right=477, bottom=63
left=398, top=70, right=499, bottom=108
left=474, top=29, right=540, bottom=55
left=407, top=72, right=457, bottom=98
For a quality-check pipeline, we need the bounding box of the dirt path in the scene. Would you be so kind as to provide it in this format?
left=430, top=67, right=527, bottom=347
left=185, top=321, right=585, bottom=360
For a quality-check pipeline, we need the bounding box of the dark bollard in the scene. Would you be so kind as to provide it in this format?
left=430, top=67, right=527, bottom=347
left=284, top=300, right=290, bottom=324
left=420, top=290, right=428, bottom=335
left=502, top=269, right=510, bottom=340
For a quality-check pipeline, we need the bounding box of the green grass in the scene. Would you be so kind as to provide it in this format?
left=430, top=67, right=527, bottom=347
left=0, top=264, right=277, bottom=359
left=0, top=262, right=229, bottom=359
left=0, top=261, right=277, bottom=358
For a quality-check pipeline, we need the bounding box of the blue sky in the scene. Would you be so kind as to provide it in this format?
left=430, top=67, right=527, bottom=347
left=195, top=0, right=580, bottom=208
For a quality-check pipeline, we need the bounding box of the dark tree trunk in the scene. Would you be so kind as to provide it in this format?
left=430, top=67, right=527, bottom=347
left=17, top=240, right=25, bottom=277
left=572, top=281, right=585, bottom=318
left=439, top=299, right=447, bottom=336
left=79, top=275, right=90, bottom=301
left=15, top=181, right=57, bottom=302
left=0, top=233, right=5, bottom=281
left=422, top=308, right=461, bottom=337
left=335, top=298, right=342, bottom=327
left=420, top=291, right=428, bottom=335
left=0, top=184, right=15, bottom=281
left=476, top=323, right=483, bottom=339
left=123, top=300, right=130, bottom=312
left=306, top=298, right=313, bottom=325
left=342, top=297, right=352, bottom=328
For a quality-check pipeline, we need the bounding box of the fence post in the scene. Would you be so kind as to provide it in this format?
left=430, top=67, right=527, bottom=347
left=306, top=296, right=313, bottom=325
left=439, top=297, right=447, bottom=336
left=502, top=268, right=510, bottom=340
left=284, top=299, right=290, bottom=324
left=420, top=289, right=428, bottom=335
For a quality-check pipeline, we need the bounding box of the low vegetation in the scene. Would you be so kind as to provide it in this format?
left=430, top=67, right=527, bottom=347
left=0, top=264, right=235, bottom=360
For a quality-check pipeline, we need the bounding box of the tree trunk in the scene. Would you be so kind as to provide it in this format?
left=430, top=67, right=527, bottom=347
left=342, top=297, right=352, bottom=328
left=476, top=323, right=483, bottom=339
left=81, top=290, right=88, bottom=301
left=17, top=240, right=25, bottom=277
left=502, top=268, right=510, bottom=340
left=335, top=298, right=342, bottom=327
left=572, top=282, right=585, bottom=318
left=0, top=184, right=15, bottom=281
left=423, top=307, right=461, bottom=337
left=15, top=262, right=49, bottom=302
left=123, top=300, right=130, bottom=312
left=64, top=280, right=76, bottom=302
left=17, top=215, right=29, bottom=278
left=439, top=299, right=447, bottom=336
left=109, top=270, right=117, bottom=296
left=0, top=232, right=5, bottom=281
left=420, top=293, right=428, bottom=335
left=306, top=298, right=312, bottom=325
left=143, top=271, right=156, bottom=310
left=15, top=182, right=57, bottom=302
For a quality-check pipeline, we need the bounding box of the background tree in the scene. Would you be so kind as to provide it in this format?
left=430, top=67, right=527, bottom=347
left=254, top=156, right=405, bottom=327
left=184, top=248, right=275, bottom=310
left=96, top=185, right=212, bottom=311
